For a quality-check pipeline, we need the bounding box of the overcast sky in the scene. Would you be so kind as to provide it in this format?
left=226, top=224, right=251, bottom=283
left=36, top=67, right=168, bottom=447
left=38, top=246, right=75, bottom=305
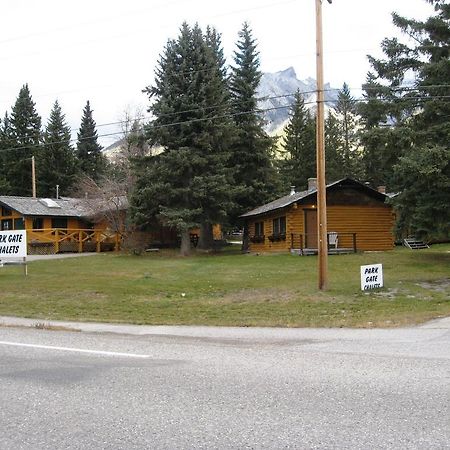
left=0, top=0, right=433, bottom=146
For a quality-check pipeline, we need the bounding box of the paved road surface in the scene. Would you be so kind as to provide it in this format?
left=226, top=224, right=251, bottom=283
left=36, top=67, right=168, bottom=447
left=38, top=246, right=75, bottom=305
left=0, top=318, right=449, bottom=449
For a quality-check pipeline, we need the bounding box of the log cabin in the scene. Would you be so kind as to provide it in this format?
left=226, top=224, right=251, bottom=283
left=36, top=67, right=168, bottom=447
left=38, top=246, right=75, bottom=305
left=0, top=196, right=125, bottom=254
left=240, top=178, right=395, bottom=254
left=0, top=195, right=223, bottom=254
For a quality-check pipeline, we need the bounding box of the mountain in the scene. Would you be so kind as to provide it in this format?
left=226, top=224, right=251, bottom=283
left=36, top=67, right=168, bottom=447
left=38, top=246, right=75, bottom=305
left=103, top=67, right=339, bottom=158
left=257, top=67, right=338, bottom=134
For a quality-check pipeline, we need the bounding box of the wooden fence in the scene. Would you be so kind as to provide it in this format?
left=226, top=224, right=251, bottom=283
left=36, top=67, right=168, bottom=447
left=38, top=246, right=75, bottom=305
left=27, top=229, right=121, bottom=255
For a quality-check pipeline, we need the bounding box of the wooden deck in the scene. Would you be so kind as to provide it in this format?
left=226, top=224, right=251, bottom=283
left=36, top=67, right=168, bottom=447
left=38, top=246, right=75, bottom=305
left=291, top=247, right=356, bottom=256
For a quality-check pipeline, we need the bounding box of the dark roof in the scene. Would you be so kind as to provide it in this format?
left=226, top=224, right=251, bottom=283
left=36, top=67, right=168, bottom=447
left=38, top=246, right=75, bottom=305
left=240, top=178, right=388, bottom=218
left=0, top=196, right=128, bottom=218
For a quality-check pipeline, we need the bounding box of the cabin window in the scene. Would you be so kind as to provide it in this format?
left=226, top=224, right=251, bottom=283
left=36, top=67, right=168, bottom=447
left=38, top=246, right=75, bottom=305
left=1, top=206, right=12, bottom=217
left=1, top=219, right=12, bottom=231
left=255, top=221, right=264, bottom=237
left=268, top=217, right=286, bottom=242
left=51, top=218, right=68, bottom=229
left=32, top=217, right=44, bottom=230
left=272, top=216, right=286, bottom=236
left=14, top=218, right=25, bottom=230
left=250, top=221, right=265, bottom=243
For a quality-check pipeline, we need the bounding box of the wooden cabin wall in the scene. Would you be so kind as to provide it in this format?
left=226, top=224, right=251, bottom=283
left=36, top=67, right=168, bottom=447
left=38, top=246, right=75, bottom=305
left=247, top=203, right=394, bottom=252
left=327, top=206, right=394, bottom=250
left=23, top=217, right=85, bottom=230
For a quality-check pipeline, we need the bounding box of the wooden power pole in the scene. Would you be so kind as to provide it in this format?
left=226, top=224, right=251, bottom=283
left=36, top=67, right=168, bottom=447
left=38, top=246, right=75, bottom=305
left=31, top=156, right=37, bottom=198
left=315, top=0, right=330, bottom=290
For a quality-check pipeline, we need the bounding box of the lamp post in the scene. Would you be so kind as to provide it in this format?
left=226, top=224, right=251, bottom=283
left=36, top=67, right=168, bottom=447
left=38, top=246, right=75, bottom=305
left=315, top=0, right=331, bottom=290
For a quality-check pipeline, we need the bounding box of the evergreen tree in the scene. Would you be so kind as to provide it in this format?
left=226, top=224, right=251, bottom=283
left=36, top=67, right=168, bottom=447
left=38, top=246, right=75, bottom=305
left=229, top=23, right=278, bottom=221
left=76, top=100, right=106, bottom=182
left=359, top=0, right=450, bottom=239
left=132, top=23, right=236, bottom=254
left=279, top=90, right=316, bottom=191
left=38, top=100, right=77, bottom=197
left=0, top=114, right=12, bottom=193
left=6, top=84, right=42, bottom=196
left=335, top=83, right=362, bottom=177
left=324, top=110, right=344, bottom=182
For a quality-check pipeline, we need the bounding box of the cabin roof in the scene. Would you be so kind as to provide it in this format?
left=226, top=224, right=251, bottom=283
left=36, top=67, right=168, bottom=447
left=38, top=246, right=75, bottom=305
left=240, top=178, right=389, bottom=219
left=0, top=195, right=128, bottom=218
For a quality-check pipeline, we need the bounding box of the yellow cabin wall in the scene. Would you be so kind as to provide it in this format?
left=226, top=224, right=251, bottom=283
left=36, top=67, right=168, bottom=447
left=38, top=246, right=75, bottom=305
left=248, top=203, right=394, bottom=252
left=0, top=207, right=109, bottom=233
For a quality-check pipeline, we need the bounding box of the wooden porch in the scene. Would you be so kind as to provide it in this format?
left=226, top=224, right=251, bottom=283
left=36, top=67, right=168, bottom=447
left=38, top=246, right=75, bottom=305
left=27, top=229, right=122, bottom=255
left=290, top=232, right=357, bottom=255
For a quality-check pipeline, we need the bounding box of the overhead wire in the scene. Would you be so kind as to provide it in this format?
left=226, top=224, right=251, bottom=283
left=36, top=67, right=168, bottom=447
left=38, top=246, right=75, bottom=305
left=4, top=83, right=450, bottom=145
left=1, top=92, right=449, bottom=155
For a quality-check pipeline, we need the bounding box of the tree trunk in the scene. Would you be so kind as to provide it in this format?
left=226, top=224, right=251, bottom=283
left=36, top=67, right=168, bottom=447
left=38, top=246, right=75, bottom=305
left=197, top=222, right=214, bottom=251
left=179, top=229, right=191, bottom=256
left=241, top=220, right=249, bottom=252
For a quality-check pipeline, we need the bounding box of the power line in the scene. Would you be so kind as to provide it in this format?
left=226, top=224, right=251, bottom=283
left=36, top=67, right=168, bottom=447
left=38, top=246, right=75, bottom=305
left=6, top=83, right=450, bottom=145
left=1, top=93, right=449, bottom=155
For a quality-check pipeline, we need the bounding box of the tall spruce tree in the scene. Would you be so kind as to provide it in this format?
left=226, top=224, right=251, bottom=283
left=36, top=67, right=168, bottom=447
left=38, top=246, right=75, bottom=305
left=359, top=0, right=450, bottom=239
left=0, top=114, right=12, bottom=193
left=132, top=23, right=236, bottom=254
left=229, top=23, right=278, bottom=222
left=76, top=101, right=106, bottom=182
left=324, top=110, right=344, bottom=182
left=335, top=83, right=362, bottom=178
left=38, top=100, right=77, bottom=197
left=279, top=90, right=316, bottom=191
left=6, top=84, right=42, bottom=196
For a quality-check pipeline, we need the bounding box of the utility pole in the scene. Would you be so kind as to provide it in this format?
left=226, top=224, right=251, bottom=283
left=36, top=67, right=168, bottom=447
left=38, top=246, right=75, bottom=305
left=315, top=0, right=331, bottom=290
left=31, top=156, right=37, bottom=198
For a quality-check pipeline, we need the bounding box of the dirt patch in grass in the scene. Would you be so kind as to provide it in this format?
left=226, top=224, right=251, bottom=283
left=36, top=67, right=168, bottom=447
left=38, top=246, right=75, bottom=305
left=416, top=278, right=450, bottom=292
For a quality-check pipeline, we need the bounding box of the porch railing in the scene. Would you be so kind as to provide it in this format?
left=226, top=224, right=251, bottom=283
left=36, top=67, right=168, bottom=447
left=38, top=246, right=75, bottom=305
left=290, top=232, right=357, bottom=254
left=27, top=228, right=121, bottom=255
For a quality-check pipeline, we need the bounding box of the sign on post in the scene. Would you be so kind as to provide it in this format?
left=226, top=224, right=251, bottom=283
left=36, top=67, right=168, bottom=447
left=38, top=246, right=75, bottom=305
left=0, top=230, right=27, bottom=258
left=0, top=230, right=28, bottom=275
left=360, top=263, right=383, bottom=291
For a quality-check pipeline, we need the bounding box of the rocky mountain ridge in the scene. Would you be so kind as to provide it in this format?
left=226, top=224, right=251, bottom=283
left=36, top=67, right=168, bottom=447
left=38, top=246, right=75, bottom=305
left=258, top=66, right=338, bottom=134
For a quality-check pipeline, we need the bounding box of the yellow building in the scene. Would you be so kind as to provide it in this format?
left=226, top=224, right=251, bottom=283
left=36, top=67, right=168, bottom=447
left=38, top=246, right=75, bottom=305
left=0, top=196, right=124, bottom=254
left=241, top=178, right=395, bottom=254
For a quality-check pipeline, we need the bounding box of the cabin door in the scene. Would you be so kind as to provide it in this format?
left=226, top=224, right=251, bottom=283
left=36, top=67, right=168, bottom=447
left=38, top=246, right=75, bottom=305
left=304, top=209, right=317, bottom=248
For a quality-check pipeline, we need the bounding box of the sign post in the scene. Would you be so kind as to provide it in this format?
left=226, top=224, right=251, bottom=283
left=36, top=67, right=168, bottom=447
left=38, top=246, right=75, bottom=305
left=0, top=230, right=28, bottom=276
left=360, top=264, right=383, bottom=291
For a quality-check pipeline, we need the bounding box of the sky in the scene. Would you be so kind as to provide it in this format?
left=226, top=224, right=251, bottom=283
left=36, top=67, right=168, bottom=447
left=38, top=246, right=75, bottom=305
left=0, top=0, right=434, bottom=147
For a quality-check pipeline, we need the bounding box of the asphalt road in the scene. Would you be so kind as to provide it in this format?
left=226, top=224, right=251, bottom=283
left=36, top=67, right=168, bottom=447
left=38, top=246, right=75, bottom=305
left=0, top=319, right=449, bottom=449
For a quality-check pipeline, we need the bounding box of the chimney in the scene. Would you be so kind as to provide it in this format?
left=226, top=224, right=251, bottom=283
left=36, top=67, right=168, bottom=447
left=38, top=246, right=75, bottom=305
left=377, top=186, right=386, bottom=194
left=308, top=178, right=317, bottom=191
left=290, top=186, right=296, bottom=195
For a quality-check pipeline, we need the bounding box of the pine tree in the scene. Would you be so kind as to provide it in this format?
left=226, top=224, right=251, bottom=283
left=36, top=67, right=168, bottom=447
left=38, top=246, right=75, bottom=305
left=229, top=23, right=278, bottom=219
left=0, top=114, right=12, bottom=193
left=335, top=83, right=362, bottom=177
left=6, top=84, right=42, bottom=196
left=359, top=0, right=450, bottom=239
left=279, top=90, right=316, bottom=190
left=133, top=23, right=236, bottom=254
left=324, top=110, right=344, bottom=182
left=38, top=100, right=77, bottom=197
left=76, top=101, right=106, bottom=182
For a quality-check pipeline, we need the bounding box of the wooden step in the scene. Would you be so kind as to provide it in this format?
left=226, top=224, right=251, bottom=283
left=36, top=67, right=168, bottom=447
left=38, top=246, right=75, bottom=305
left=403, top=238, right=429, bottom=250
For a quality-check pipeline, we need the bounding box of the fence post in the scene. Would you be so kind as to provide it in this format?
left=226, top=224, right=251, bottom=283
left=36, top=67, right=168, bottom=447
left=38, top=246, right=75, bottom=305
left=55, top=229, right=59, bottom=254
left=96, top=232, right=101, bottom=253
left=353, top=233, right=357, bottom=253
left=114, top=233, right=120, bottom=252
left=78, top=230, right=83, bottom=253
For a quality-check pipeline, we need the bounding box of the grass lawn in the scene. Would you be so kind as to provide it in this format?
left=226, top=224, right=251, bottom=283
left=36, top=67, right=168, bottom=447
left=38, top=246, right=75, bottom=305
left=0, top=244, right=449, bottom=328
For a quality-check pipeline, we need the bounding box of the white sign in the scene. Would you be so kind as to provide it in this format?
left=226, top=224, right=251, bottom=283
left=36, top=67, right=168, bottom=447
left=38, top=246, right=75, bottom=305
left=0, top=230, right=27, bottom=259
left=360, top=263, right=383, bottom=291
